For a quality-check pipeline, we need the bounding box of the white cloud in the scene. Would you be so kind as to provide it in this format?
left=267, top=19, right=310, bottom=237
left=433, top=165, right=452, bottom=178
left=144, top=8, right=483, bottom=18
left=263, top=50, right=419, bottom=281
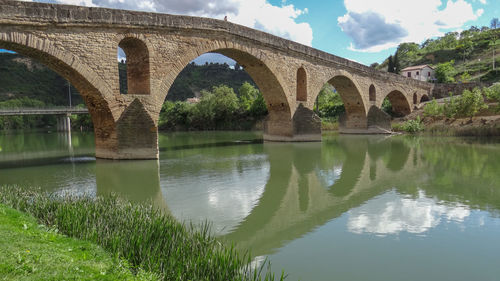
left=46, top=0, right=313, bottom=46
left=339, top=0, right=484, bottom=52
left=348, top=190, right=471, bottom=235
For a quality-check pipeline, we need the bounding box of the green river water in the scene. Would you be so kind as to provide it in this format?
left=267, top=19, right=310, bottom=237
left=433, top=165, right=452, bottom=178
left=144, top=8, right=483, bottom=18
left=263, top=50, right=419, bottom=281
left=1, top=130, right=500, bottom=281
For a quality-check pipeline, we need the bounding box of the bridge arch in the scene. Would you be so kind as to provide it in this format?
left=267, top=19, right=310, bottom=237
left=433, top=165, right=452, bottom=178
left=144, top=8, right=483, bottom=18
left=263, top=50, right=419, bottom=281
left=157, top=41, right=294, bottom=140
left=383, top=90, right=412, bottom=117
left=315, top=72, right=367, bottom=130
left=0, top=31, right=119, bottom=158
left=420, top=94, right=430, bottom=103
left=158, top=44, right=290, bottom=116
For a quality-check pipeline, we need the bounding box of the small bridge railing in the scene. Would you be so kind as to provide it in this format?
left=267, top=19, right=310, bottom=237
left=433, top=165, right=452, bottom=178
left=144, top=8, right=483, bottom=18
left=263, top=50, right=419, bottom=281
left=0, top=107, right=89, bottom=116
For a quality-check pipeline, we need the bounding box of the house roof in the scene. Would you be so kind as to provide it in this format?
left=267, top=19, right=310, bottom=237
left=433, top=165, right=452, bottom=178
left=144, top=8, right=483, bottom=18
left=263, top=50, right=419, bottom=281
left=401, top=65, right=434, bottom=71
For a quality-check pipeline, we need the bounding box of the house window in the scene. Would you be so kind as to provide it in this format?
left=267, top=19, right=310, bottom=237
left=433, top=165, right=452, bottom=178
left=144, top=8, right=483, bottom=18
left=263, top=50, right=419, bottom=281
left=428, top=72, right=431, bottom=77
left=416, top=71, right=419, bottom=76
left=407, top=72, right=411, bottom=77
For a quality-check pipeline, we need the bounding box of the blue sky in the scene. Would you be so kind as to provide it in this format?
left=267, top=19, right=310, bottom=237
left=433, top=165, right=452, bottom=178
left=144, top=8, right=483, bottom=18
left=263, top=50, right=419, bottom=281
left=2, top=0, right=499, bottom=65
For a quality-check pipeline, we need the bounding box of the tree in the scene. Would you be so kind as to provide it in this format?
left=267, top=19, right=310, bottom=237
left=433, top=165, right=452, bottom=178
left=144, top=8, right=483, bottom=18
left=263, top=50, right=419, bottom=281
left=370, top=62, right=379, bottom=68
left=435, top=60, right=457, bottom=83
left=455, top=88, right=487, bottom=120
left=393, top=53, right=401, bottom=74
left=387, top=55, right=394, bottom=73
left=316, top=84, right=345, bottom=118
left=491, top=18, right=499, bottom=29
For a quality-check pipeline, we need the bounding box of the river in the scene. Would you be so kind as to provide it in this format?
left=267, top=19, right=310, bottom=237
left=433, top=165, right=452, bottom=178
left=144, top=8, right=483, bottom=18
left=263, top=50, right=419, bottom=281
left=1, top=130, right=500, bottom=281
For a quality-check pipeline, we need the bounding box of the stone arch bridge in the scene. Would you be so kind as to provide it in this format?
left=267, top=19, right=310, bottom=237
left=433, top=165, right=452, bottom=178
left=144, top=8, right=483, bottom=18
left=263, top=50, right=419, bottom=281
left=0, top=0, right=433, bottom=159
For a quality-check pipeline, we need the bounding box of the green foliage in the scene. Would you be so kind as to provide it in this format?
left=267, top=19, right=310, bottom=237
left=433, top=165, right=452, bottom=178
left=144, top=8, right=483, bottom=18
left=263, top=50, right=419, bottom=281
left=435, top=60, right=457, bottom=83
left=382, top=97, right=393, bottom=115
left=0, top=53, right=83, bottom=105
left=167, top=62, right=257, bottom=101
left=238, top=82, right=267, bottom=116
left=393, top=53, right=401, bottom=74
left=190, top=85, right=239, bottom=129
left=315, top=84, right=345, bottom=119
left=397, top=116, right=424, bottom=133
left=239, top=82, right=259, bottom=111
left=159, top=101, right=193, bottom=130
left=159, top=83, right=267, bottom=131
left=442, top=93, right=458, bottom=118
left=376, top=25, right=500, bottom=83
left=422, top=87, right=488, bottom=119
left=0, top=204, right=156, bottom=280
left=454, top=87, right=487, bottom=119
left=483, top=83, right=500, bottom=112
left=423, top=99, right=442, bottom=117
left=70, top=104, right=93, bottom=131
left=0, top=187, right=283, bottom=281
left=387, top=55, right=395, bottom=73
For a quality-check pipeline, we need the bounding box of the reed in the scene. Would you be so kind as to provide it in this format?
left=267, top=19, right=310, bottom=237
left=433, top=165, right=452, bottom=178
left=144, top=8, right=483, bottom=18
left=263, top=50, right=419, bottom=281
left=0, top=186, right=284, bottom=281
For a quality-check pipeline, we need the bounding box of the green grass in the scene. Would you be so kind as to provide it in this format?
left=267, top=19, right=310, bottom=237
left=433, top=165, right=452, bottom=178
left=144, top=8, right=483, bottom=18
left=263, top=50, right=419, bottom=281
left=0, top=186, right=283, bottom=281
left=321, top=118, right=339, bottom=131
left=0, top=203, right=158, bottom=281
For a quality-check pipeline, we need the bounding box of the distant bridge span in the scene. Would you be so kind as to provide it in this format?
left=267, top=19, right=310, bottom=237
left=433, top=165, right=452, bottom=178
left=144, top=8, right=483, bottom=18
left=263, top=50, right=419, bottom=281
left=0, top=0, right=433, bottom=159
left=0, top=107, right=88, bottom=116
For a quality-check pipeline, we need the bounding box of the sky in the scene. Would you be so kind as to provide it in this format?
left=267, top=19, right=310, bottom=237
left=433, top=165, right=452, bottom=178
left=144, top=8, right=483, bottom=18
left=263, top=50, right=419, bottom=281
left=3, top=0, right=500, bottom=65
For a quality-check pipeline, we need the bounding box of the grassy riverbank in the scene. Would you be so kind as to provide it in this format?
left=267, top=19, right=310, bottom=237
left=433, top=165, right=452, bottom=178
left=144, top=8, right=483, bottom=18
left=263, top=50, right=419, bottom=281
left=0, top=203, right=157, bottom=280
left=0, top=186, right=283, bottom=281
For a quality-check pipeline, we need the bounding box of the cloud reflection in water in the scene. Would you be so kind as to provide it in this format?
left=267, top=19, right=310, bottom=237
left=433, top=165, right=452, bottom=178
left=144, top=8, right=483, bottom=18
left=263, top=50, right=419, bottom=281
left=348, top=190, right=470, bottom=236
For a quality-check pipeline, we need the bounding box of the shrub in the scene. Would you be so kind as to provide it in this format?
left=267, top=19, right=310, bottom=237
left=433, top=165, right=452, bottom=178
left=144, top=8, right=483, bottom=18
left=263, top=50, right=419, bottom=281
left=400, top=116, right=424, bottom=133
left=483, top=83, right=500, bottom=112
left=442, top=93, right=458, bottom=118
left=381, top=97, right=393, bottom=116
left=423, top=99, right=442, bottom=117
left=316, top=85, right=345, bottom=118
left=454, top=87, right=487, bottom=119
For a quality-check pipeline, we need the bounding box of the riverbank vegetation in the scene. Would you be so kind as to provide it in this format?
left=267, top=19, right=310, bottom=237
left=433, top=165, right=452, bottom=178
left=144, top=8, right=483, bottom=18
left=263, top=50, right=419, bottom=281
left=395, top=83, right=500, bottom=135
left=159, top=83, right=267, bottom=131
left=0, top=203, right=157, bottom=280
left=0, top=186, right=283, bottom=281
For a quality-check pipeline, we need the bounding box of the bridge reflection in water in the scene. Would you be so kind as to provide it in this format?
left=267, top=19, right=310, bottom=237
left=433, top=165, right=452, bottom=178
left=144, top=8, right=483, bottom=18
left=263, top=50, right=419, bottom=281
left=1, top=132, right=500, bottom=280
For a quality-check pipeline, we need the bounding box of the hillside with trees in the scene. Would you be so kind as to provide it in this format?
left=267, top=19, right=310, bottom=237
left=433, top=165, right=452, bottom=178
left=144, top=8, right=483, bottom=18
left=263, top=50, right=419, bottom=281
left=374, top=20, right=500, bottom=83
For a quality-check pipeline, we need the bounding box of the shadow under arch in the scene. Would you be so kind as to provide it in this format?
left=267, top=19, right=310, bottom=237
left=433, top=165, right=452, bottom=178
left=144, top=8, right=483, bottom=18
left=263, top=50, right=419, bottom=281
left=384, top=90, right=412, bottom=117
left=327, top=75, right=367, bottom=131
left=420, top=94, right=430, bottom=103
left=0, top=38, right=117, bottom=158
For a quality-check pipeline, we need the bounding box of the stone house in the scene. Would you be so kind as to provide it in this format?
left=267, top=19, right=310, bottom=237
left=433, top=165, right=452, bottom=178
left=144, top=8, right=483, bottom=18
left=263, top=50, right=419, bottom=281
left=401, top=65, right=435, bottom=82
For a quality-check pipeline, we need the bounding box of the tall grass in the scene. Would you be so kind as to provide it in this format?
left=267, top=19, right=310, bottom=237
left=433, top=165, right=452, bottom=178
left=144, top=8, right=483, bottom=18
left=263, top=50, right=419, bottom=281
left=0, top=186, right=284, bottom=281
